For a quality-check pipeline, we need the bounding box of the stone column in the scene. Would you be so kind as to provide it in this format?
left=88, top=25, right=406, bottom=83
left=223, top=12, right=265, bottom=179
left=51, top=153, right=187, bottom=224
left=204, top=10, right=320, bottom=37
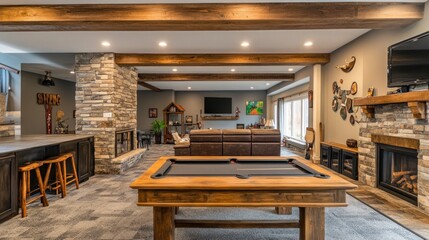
left=75, top=53, right=138, bottom=174
left=312, top=64, right=322, bottom=164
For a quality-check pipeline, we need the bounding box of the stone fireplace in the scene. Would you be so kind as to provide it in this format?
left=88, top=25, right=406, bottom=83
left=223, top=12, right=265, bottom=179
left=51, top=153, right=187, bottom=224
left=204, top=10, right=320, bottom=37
left=358, top=101, right=429, bottom=213
left=75, top=53, right=144, bottom=174
left=376, top=141, right=418, bottom=204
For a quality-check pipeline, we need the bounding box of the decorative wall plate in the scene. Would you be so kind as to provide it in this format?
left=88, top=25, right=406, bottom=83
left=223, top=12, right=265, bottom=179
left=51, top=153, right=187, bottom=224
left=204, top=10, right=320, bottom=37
left=346, top=98, right=353, bottom=113
left=341, top=91, right=347, bottom=104
left=350, top=82, right=358, bottom=95
left=332, top=81, right=338, bottom=94
left=340, top=106, right=347, bottom=120
left=332, top=97, right=339, bottom=112
left=350, top=115, right=355, bottom=125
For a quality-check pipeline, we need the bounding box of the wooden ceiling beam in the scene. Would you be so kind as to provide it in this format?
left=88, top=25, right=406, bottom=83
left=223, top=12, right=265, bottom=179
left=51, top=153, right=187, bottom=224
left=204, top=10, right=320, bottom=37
left=0, top=3, right=424, bottom=31
left=116, top=54, right=330, bottom=66
left=138, top=81, right=161, bottom=92
left=138, top=73, right=294, bottom=81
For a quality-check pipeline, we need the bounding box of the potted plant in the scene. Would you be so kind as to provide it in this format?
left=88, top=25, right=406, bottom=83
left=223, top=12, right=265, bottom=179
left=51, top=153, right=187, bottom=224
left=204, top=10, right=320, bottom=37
left=151, top=120, right=166, bottom=144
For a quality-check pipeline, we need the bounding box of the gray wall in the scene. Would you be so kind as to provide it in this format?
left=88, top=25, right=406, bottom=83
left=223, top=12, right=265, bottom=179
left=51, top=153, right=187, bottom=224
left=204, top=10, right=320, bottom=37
left=175, top=90, right=267, bottom=129
left=137, top=90, right=174, bottom=131
left=21, top=71, right=76, bottom=134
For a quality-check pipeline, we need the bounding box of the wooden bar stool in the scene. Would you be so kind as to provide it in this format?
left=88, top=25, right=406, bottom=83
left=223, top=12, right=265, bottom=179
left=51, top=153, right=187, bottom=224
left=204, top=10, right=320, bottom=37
left=19, top=162, right=49, bottom=218
left=61, top=153, right=80, bottom=190
left=41, top=153, right=79, bottom=198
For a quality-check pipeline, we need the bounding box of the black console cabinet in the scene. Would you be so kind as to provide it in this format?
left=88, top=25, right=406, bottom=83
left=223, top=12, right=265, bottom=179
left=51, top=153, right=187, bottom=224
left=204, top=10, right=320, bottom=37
left=320, top=144, right=331, bottom=168
left=320, top=142, right=358, bottom=180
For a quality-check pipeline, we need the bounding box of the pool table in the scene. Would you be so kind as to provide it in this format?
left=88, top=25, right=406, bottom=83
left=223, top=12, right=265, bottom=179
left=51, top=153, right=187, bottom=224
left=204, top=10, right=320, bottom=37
left=130, top=156, right=357, bottom=240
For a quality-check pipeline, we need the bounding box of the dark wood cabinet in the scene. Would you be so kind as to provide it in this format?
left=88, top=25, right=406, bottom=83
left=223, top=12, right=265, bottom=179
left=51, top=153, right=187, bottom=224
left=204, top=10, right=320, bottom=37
left=342, top=150, right=358, bottom=180
left=320, top=142, right=358, bottom=180
left=0, top=136, right=94, bottom=223
left=78, top=140, right=92, bottom=182
left=0, top=154, right=17, bottom=223
left=320, top=144, right=331, bottom=168
left=331, top=147, right=341, bottom=173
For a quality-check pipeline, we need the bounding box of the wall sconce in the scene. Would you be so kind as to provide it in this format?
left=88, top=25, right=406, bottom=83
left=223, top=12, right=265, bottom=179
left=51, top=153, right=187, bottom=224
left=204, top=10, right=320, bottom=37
left=41, top=71, right=55, bottom=86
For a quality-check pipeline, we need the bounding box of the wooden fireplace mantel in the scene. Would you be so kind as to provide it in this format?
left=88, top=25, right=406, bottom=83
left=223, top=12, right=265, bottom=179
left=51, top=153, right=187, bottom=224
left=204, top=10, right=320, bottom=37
left=354, top=91, right=429, bottom=119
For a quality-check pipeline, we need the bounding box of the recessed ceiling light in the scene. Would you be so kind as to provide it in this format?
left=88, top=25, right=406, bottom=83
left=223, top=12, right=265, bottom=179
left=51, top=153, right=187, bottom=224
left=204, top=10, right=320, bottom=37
left=288, top=68, right=294, bottom=72
left=230, top=68, right=236, bottom=72
left=187, top=86, right=192, bottom=90
left=241, top=41, right=250, bottom=47
left=159, top=41, right=167, bottom=47
left=172, top=68, right=178, bottom=72
left=101, top=41, right=111, bottom=47
left=304, top=41, right=313, bottom=47
left=265, top=83, right=270, bottom=86
left=250, top=86, right=254, bottom=89
left=70, top=71, right=75, bottom=74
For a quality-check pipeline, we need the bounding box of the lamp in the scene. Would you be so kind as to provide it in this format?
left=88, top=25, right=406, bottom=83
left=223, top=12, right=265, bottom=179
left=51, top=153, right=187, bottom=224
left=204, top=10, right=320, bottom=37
left=265, top=119, right=274, bottom=129
left=41, top=71, right=55, bottom=86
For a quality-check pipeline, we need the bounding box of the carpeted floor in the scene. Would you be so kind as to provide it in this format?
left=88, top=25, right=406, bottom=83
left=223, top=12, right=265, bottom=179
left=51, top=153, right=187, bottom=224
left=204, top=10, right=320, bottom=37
left=0, top=144, right=423, bottom=239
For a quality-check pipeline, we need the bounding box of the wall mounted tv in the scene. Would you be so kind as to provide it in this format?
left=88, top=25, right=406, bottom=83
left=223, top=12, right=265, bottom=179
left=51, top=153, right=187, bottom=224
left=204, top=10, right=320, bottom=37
left=204, top=97, right=232, bottom=114
left=388, top=31, right=429, bottom=91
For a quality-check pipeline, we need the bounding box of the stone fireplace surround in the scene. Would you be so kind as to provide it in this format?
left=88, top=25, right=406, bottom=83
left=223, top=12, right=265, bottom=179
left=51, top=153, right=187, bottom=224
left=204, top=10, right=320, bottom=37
left=359, top=102, right=429, bottom=213
left=75, top=53, right=144, bottom=174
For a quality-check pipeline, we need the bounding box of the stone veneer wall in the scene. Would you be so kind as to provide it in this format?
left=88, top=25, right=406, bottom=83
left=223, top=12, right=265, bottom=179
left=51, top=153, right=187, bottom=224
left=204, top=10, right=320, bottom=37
left=359, top=102, right=429, bottom=213
left=75, top=53, right=138, bottom=174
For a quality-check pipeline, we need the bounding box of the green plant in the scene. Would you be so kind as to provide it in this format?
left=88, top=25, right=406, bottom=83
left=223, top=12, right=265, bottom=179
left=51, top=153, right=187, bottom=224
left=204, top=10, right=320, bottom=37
left=151, top=120, right=166, bottom=134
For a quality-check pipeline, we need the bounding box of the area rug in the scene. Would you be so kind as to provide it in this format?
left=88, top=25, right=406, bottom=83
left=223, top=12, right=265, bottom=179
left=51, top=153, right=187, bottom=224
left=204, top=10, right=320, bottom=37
left=0, top=144, right=423, bottom=239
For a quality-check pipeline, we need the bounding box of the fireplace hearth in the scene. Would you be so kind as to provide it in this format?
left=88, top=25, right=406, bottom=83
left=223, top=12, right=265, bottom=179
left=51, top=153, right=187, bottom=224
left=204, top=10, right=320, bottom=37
left=377, top=144, right=418, bottom=205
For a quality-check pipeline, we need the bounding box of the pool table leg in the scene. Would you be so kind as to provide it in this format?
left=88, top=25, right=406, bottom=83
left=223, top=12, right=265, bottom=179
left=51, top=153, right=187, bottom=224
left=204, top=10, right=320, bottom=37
left=153, top=207, right=175, bottom=240
left=299, top=207, right=325, bottom=240
left=275, top=207, right=292, bottom=215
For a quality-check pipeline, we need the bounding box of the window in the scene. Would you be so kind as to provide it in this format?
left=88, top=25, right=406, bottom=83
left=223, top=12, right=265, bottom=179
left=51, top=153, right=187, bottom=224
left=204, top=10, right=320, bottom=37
left=281, top=95, right=309, bottom=142
left=0, top=69, right=9, bottom=94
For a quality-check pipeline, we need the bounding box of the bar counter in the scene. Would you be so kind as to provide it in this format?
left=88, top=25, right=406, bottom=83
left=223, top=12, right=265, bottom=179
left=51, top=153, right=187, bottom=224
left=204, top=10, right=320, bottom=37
left=0, top=134, right=94, bottom=154
left=0, top=134, right=95, bottom=223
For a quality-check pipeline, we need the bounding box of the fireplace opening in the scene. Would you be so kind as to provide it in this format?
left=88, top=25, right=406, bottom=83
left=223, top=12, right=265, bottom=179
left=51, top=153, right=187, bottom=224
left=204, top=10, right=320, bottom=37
left=115, top=129, right=134, bottom=157
left=377, top=144, right=418, bottom=205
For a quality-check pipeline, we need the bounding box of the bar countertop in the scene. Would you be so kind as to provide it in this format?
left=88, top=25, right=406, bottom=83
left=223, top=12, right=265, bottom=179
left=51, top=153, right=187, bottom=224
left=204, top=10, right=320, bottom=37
left=0, top=134, right=94, bottom=155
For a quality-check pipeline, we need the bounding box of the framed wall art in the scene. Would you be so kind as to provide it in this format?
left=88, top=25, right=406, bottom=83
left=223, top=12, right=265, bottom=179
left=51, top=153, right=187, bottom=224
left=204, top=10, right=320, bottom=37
left=245, top=101, right=264, bottom=115
left=149, top=108, right=158, bottom=118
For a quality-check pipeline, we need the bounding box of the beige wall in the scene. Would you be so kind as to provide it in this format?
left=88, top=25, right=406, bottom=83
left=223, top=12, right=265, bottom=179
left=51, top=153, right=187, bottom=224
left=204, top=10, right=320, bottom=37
left=322, top=2, right=429, bottom=144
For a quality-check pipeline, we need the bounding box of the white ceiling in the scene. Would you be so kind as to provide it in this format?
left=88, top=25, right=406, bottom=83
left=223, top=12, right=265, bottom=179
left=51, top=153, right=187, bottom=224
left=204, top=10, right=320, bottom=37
left=137, top=66, right=305, bottom=73
left=142, top=80, right=282, bottom=91
left=0, top=0, right=410, bottom=90
left=0, top=0, right=425, bottom=4
left=0, top=30, right=369, bottom=54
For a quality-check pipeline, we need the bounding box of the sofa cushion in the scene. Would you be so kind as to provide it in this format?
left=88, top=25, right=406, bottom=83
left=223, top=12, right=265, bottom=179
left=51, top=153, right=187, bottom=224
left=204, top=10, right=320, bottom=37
left=190, top=129, right=222, bottom=135
left=251, top=129, right=281, bottom=135
left=251, top=142, right=281, bottom=156
left=252, top=135, right=280, bottom=142
left=191, top=135, right=223, bottom=142
left=191, top=142, right=222, bottom=156
left=223, top=129, right=251, bottom=135
left=223, top=142, right=251, bottom=156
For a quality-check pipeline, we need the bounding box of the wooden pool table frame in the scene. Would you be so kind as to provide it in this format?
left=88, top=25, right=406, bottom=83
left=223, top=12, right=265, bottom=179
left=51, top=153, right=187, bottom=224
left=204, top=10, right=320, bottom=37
left=130, top=156, right=357, bottom=240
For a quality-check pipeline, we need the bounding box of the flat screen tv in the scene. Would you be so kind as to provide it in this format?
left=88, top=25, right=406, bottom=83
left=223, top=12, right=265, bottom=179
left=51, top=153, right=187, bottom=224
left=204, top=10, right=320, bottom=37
left=204, top=97, right=232, bottom=114
left=388, top=31, right=429, bottom=91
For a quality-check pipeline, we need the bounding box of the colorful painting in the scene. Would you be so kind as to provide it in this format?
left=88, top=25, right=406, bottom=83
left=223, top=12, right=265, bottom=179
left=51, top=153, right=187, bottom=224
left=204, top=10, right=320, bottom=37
left=246, top=101, right=264, bottom=115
